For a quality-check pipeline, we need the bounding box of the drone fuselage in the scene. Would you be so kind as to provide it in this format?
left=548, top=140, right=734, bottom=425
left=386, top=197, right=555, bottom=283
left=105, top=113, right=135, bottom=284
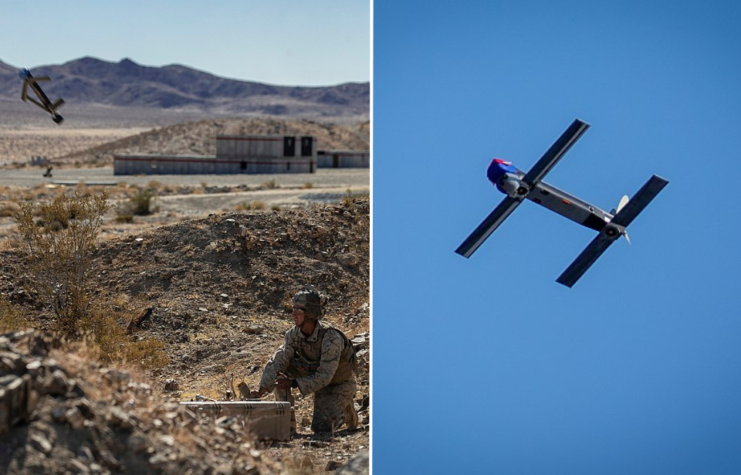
left=19, top=68, right=65, bottom=124
left=456, top=120, right=668, bottom=287
left=487, top=158, right=613, bottom=232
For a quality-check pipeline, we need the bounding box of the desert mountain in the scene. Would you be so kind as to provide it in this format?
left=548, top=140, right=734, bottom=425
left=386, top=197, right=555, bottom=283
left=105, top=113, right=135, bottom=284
left=0, top=57, right=368, bottom=118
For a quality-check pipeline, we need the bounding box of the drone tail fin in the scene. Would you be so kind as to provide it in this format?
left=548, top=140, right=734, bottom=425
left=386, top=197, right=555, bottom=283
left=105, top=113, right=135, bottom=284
left=51, top=98, right=65, bottom=111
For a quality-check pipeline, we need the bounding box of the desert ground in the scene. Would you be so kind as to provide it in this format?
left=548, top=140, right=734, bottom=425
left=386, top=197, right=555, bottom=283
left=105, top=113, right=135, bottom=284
left=0, top=106, right=370, bottom=474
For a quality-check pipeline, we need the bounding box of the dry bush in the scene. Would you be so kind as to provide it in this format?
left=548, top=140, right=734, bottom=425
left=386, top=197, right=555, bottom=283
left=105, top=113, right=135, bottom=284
left=118, top=188, right=158, bottom=217
left=14, top=191, right=110, bottom=335
left=114, top=214, right=134, bottom=223
left=75, top=182, right=91, bottom=197
left=81, top=300, right=168, bottom=371
left=342, top=190, right=370, bottom=207
left=0, top=201, right=20, bottom=218
left=0, top=296, right=28, bottom=332
left=235, top=201, right=266, bottom=211
left=261, top=179, right=279, bottom=189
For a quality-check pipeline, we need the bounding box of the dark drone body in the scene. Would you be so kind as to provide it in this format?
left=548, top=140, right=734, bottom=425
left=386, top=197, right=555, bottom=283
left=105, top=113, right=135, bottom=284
left=19, top=67, right=65, bottom=124
left=455, top=119, right=668, bottom=287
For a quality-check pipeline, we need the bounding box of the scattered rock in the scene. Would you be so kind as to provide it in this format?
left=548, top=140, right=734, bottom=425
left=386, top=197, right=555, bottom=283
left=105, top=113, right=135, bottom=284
left=335, top=451, right=370, bottom=475
left=29, top=433, right=53, bottom=456
left=164, top=379, right=180, bottom=392
left=47, top=369, right=69, bottom=396
left=326, top=460, right=343, bottom=471
left=65, top=407, right=85, bottom=429
left=337, top=253, right=360, bottom=267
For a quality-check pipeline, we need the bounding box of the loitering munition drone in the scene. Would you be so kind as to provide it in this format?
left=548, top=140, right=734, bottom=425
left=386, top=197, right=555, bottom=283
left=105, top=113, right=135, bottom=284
left=18, top=67, right=65, bottom=124
left=455, top=119, right=668, bottom=288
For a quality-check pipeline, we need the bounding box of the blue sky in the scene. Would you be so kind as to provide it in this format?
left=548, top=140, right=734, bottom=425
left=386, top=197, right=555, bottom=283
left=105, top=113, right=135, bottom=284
left=0, top=0, right=369, bottom=86
left=374, top=1, right=741, bottom=474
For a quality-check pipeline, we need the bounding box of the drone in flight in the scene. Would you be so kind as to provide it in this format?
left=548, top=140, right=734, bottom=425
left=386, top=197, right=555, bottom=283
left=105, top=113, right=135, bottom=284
left=18, top=67, right=65, bottom=124
left=455, top=119, right=668, bottom=288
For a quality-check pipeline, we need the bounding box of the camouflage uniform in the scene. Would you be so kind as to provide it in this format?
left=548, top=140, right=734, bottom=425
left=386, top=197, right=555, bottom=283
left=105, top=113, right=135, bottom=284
left=259, top=320, right=357, bottom=433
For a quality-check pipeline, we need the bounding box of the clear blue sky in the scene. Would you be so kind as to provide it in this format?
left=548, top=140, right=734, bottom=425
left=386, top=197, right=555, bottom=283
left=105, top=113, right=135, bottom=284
left=374, top=1, right=741, bottom=474
left=0, top=0, right=369, bottom=86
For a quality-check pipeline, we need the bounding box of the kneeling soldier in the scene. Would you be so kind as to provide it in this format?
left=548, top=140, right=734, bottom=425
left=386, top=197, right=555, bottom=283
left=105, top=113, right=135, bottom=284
left=251, top=286, right=358, bottom=433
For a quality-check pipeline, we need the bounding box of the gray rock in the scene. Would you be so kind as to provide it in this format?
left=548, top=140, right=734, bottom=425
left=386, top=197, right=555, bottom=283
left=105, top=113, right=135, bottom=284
left=77, top=445, right=94, bottom=461
left=107, top=407, right=134, bottom=431
left=335, top=451, right=369, bottom=475
left=51, top=406, right=67, bottom=422
left=65, top=407, right=85, bottom=429
left=164, top=379, right=180, bottom=391
left=25, top=359, right=43, bottom=376
left=69, top=458, right=90, bottom=474
left=127, top=434, right=148, bottom=453
left=48, top=369, right=70, bottom=396
left=29, top=433, right=53, bottom=455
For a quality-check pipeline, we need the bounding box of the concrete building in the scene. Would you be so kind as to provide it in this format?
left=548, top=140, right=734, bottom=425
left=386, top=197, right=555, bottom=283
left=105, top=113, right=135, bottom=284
left=113, top=135, right=317, bottom=175
left=317, top=150, right=370, bottom=168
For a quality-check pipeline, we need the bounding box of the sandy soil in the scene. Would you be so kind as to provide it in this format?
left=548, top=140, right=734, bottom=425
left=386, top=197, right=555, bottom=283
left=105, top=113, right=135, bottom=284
left=0, top=198, right=370, bottom=474
left=0, top=107, right=371, bottom=472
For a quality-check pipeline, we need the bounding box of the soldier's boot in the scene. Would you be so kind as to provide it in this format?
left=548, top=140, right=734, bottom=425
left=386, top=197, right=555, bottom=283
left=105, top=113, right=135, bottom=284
left=275, top=388, right=297, bottom=433
left=344, top=402, right=358, bottom=430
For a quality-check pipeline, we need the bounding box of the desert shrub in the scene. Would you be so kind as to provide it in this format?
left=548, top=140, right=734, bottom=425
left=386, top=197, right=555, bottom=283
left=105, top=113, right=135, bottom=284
left=261, top=179, right=279, bottom=189
left=119, top=188, right=158, bottom=216
left=303, top=182, right=314, bottom=189
left=342, top=189, right=370, bottom=207
left=75, top=182, right=91, bottom=197
left=0, top=296, right=27, bottom=332
left=0, top=202, right=20, bottom=218
left=82, top=301, right=168, bottom=371
left=235, top=201, right=266, bottom=211
left=114, top=214, right=134, bottom=223
left=14, top=191, right=110, bottom=335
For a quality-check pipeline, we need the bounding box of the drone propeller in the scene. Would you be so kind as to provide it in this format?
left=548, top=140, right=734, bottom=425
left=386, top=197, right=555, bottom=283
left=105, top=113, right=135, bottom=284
left=615, top=195, right=630, bottom=244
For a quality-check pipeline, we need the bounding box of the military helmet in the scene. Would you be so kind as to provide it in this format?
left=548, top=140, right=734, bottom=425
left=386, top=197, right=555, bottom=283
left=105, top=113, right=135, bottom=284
left=292, top=285, right=323, bottom=319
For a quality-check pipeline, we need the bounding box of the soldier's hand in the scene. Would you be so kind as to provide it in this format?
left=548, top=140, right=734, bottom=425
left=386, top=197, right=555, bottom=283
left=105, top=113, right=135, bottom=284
left=250, top=388, right=267, bottom=398
left=275, top=377, right=293, bottom=390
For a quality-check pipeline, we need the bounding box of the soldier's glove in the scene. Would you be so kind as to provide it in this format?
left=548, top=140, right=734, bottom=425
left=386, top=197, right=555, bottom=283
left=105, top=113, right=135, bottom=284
left=250, top=387, right=268, bottom=398
left=275, top=377, right=293, bottom=391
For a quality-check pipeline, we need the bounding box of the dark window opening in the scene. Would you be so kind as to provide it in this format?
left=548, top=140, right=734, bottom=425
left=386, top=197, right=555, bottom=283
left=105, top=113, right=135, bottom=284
left=301, top=137, right=313, bottom=157
left=284, top=136, right=295, bottom=156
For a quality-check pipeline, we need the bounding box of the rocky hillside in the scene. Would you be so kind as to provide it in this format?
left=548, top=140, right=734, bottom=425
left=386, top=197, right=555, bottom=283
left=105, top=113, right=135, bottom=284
left=0, top=198, right=370, bottom=473
left=0, top=57, right=369, bottom=119
left=57, top=117, right=370, bottom=165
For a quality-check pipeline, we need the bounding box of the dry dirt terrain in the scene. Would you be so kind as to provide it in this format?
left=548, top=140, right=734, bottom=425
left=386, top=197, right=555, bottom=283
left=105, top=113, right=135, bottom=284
left=0, top=198, right=370, bottom=475
left=0, top=101, right=369, bottom=166
left=0, top=111, right=371, bottom=474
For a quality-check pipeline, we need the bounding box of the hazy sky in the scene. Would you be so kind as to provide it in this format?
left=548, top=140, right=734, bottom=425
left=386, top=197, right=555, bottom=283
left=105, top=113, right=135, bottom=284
left=0, top=0, right=370, bottom=86
left=374, top=0, right=741, bottom=473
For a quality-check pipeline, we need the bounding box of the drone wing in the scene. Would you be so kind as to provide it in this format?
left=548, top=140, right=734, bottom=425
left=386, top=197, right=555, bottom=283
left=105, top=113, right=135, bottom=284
left=556, top=233, right=617, bottom=288
left=522, top=119, right=590, bottom=187
left=556, top=175, right=669, bottom=287
left=456, top=119, right=590, bottom=259
left=455, top=196, right=522, bottom=258
left=610, top=175, right=669, bottom=228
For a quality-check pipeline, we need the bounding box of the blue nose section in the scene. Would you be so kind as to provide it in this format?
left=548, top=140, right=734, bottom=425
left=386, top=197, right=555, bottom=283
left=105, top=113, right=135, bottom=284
left=18, top=68, right=31, bottom=79
left=487, top=158, right=517, bottom=185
